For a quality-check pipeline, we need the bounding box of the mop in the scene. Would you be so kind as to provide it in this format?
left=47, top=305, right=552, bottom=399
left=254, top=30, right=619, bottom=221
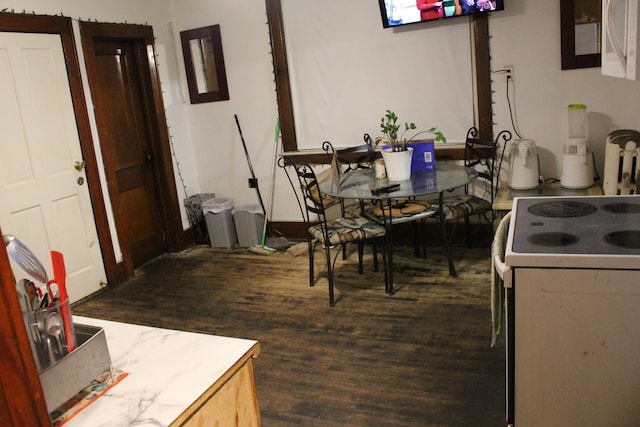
left=234, top=115, right=283, bottom=255
left=262, top=121, right=292, bottom=252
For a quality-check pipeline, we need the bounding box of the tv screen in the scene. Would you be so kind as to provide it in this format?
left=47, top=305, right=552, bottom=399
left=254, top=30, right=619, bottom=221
left=379, top=0, right=504, bottom=28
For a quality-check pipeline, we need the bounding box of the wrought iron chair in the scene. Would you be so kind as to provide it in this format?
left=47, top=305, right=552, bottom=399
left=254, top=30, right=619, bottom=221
left=279, top=155, right=389, bottom=306
left=429, top=127, right=512, bottom=274
left=329, top=136, right=379, bottom=260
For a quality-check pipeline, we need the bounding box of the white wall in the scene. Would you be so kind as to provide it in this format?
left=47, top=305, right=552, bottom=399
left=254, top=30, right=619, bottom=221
left=168, top=0, right=281, bottom=219
left=3, top=0, right=640, bottom=235
left=489, top=1, right=640, bottom=184
left=282, top=0, right=474, bottom=149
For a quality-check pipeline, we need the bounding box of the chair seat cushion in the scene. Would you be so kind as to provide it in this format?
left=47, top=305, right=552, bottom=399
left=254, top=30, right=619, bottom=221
left=370, top=200, right=431, bottom=219
left=435, top=194, right=491, bottom=221
left=309, top=216, right=386, bottom=245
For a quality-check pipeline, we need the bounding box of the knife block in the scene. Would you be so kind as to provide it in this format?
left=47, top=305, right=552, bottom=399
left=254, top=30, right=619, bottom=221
left=39, top=324, right=112, bottom=413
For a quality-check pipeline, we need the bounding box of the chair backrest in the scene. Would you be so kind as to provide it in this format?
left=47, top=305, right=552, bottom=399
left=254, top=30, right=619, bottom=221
left=332, top=134, right=377, bottom=174
left=463, top=127, right=512, bottom=203
left=278, top=156, right=331, bottom=232
left=326, top=137, right=377, bottom=215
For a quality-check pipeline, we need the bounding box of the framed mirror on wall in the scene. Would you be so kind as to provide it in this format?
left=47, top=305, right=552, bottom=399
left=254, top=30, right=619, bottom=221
left=180, top=24, right=229, bottom=103
left=561, top=0, right=602, bottom=69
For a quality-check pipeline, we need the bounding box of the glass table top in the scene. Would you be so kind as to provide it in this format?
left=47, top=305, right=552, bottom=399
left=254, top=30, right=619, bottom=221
left=319, top=164, right=477, bottom=200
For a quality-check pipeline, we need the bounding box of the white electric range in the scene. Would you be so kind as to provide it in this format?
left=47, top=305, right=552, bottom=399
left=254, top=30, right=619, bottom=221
left=501, top=195, right=640, bottom=426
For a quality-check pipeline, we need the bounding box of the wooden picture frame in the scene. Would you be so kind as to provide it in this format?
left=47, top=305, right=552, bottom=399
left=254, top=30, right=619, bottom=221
left=560, top=0, right=602, bottom=70
left=180, top=24, right=230, bottom=103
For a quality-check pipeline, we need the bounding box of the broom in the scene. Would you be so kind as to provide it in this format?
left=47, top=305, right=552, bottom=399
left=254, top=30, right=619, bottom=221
left=247, top=119, right=281, bottom=256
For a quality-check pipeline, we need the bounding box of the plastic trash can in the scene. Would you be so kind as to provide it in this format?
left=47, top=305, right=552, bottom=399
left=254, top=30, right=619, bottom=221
left=233, top=204, right=265, bottom=247
left=184, top=193, right=215, bottom=244
left=203, top=198, right=237, bottom=248
left=184, top=193, right=216, bottom=225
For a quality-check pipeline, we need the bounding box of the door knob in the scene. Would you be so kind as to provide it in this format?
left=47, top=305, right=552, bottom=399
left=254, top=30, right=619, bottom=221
left=74, top=161, right=86, bottom=171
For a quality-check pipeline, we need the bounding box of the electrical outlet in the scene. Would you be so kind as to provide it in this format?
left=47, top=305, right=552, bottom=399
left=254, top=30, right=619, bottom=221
left=503, top=65, right=514, bottom=82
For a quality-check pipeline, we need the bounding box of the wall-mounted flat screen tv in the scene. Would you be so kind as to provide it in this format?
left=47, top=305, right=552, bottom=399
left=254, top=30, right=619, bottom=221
left=379, top=0, right=505, bottom=28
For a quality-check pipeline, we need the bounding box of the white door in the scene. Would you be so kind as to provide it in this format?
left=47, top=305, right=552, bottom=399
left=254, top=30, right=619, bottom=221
left=0, top=32, right=106, bottom=302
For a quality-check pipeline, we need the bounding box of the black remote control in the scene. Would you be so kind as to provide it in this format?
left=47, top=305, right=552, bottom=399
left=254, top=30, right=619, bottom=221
left=371, top=184, right=400, bottom=195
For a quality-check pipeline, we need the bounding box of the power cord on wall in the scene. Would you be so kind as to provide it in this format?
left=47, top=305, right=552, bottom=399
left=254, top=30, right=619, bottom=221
left=492, top=68, right=523, bottom=140
left=491, top=67, right=526, bottom=189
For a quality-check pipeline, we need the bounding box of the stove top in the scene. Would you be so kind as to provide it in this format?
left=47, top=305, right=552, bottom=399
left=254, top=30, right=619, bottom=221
left=505, top=195, right=640, bottom=269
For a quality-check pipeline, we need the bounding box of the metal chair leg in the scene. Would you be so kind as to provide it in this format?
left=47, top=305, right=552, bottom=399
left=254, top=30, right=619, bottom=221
left=441, top=220, right=457, bottom=277
left=412, top=221, right=421, bottom=257
left=438, top=194, right=457, bottom=277
left=308, top=240, right=315, bottom=287
left=372, top=244, right=379, bottom=272
left=324, top=245, right=335, bottom=306
left=372, top=237, right=390, bottom=293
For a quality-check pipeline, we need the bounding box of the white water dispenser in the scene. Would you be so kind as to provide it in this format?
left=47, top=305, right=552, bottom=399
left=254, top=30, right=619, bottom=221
left=509, top=139, right=540, bottom=190
left=561, top=104, right=595, bottom=189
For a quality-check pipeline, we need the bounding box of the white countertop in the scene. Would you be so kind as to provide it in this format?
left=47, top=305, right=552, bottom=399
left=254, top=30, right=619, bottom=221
left=64, top=316, right=259, bottom=426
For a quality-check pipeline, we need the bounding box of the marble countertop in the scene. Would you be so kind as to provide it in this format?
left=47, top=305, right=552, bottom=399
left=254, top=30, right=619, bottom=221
left=64, top=316, right=260, bottom=426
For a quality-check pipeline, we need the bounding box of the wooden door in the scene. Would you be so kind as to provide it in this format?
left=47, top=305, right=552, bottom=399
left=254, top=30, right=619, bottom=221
left=83, top=37, right=166, bottom=270
left=0, top=31, right=107, bottom=302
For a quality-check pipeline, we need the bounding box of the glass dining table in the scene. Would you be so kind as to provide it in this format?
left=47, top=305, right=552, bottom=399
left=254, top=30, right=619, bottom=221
left=319, top=163, right=477, bottom=294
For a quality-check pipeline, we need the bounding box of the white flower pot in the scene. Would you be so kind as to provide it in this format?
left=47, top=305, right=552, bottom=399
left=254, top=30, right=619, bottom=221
left=381, top=147, right=413, bottom=181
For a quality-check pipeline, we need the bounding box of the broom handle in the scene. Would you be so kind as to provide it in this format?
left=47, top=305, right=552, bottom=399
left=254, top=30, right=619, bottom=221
left=266, top=120, right=280, bottom=225
left=261, top=120, right=281, bottom=246
left=234, top=114, right=267, bottom=215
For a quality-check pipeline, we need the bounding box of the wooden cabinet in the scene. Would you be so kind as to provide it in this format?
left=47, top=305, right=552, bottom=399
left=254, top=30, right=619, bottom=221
left=0, top=227, right=51, bottom=426
left=173, top=355, right=260, bottom=426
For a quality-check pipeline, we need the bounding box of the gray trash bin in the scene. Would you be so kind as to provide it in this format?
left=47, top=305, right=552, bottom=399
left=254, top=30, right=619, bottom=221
left=184, top=193, right=216, bottom=225
left=184, top=193, right=215, bottom=244
left=203, top=198, right=237, bottom=248
left=233, top=204, right=265, bottom=247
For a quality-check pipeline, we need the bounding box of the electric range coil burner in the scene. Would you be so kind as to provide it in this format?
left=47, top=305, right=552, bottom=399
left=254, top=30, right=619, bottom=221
left=604, top=230, right=640, bottom=249
left=527, top=232, right=579, bottom=247
left=601, top=202, right=640, bottom=214
left=527, top=200, right=597, bottom=218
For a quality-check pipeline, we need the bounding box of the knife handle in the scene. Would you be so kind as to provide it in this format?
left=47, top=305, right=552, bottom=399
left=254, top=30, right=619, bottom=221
left=58, top=299, right=76, bottom=353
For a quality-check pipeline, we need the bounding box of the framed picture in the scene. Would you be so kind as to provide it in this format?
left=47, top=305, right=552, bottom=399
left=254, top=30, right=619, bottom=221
left=560, top=0, right=602, bottom=70
left=180, top=24, right=230, bottom=103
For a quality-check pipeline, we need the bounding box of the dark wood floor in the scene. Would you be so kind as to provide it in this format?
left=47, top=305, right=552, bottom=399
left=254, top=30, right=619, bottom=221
left=72, top=243, right=506, bottom=426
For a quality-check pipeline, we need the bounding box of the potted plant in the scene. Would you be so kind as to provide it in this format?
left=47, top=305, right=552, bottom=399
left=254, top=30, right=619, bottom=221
left=375, top=109, right=446, bottom=180
left=375, top=109, right=446, bottom=152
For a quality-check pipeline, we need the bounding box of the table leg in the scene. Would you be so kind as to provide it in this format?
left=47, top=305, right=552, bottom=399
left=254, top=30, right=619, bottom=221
left=385, top=199, right=395, bottom=294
